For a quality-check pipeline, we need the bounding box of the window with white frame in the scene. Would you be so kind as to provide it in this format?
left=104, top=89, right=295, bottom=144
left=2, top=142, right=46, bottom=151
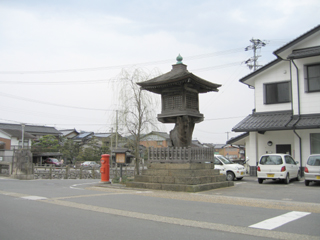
left=264, top=81, right=291, bottom=104
left=310, top=133, right=320, bottom=154
left=305, top=64, right=320, bottom=92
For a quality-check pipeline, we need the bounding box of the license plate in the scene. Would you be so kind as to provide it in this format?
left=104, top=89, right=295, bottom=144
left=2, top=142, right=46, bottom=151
left=241, top=172, right=244, bottom=175
left=267, top=174, right=274, bottom=177
left=316, top=176, right=320, bottom=180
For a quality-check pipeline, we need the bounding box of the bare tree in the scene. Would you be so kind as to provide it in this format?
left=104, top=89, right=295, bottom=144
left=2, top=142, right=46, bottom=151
left=114, top=68, right=160, bottom=174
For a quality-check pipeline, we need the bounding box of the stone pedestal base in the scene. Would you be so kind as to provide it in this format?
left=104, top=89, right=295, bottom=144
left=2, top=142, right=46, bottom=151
left=126, top=163, right=233, bottom=192
left=12, top=174, right=34, bottom=180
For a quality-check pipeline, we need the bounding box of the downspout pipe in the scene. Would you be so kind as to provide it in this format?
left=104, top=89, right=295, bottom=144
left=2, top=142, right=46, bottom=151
left=291, top=59, right=303, bottom=177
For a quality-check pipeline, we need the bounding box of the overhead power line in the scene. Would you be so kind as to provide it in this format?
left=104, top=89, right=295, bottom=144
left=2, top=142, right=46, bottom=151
left=0, top=91, right=113, bottom=111
left=0, top=48, right=244, bottom=75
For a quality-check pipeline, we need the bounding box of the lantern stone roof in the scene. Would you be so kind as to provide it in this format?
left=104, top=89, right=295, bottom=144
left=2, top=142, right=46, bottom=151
left=137, top=56, right=221, bottom=94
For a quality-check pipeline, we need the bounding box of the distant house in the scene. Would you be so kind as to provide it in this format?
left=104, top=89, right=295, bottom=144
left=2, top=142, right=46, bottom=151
left=0, top=129, right=36, bottom=163
left=59, top=129, right=79, bottom=139
left=228, top=25, right=320, bottom=174
left=140, top=131, right=170, bottom=148
left=0, top=123, right=61, bottom=140
left=0, top=123, right=62, bottom=164
left=72, top=131, right=94, bottom=145
left=211, top=144, right=244, bottom=160
left=0, top=128, right=36, bottom=151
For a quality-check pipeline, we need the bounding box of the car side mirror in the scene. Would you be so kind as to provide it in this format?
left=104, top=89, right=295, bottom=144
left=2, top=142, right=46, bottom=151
left=295, top=161, right=299, bottom=164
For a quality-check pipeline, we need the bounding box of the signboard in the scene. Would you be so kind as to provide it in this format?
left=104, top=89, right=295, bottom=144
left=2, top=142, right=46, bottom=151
left=116, top=153, right=126, bottom=164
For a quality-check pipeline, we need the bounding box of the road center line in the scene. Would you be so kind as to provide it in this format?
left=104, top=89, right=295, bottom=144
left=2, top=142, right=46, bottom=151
left=249, top=211, right=311, bottom=230
left=43, top=199, right=317, bottom=240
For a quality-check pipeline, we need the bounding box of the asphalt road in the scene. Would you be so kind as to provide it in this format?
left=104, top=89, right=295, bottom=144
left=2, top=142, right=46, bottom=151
left=0, top=176, right=319, bottom=240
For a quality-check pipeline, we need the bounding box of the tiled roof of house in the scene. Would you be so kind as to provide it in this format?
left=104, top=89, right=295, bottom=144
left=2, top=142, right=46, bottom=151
left=287, top=46, right=320, bottom=59
left=274, top=24, right=320, bottom=56
left=73, top=132, right=94, bottom=140
left=59, top=129, right=79, bottom=136
left=94, top=133, right=112, bottom=138
left=232, top=112, right=320, bottom=132
left=227, top=132, right=249, bottom=145
left=0, top=123, right=61, bottom=135
left=0, top=129, right=36, bottom=139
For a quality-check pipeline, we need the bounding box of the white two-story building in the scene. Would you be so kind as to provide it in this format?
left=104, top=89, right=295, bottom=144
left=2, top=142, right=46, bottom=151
left=228, top=25, right=320, bottom=174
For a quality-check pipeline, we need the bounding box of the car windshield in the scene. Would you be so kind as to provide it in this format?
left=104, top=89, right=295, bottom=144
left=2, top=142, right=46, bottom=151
left=307, top=156, right=320, bottom=166
left=83, top=161, right=91, bottom=164
left=216, top=155, right=233, bottom=164
left=260, top=156, right=283, bottom=165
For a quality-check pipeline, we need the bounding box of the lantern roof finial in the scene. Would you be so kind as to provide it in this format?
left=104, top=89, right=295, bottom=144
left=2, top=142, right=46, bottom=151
left=176, top=54, right=183, bottom=64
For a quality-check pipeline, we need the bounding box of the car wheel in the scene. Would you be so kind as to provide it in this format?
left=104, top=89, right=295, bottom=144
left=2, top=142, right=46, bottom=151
left=258, top=178, right=263, bottom=184
left=284, top=174, right=290, bottom=184
left=226, top=172, right=235, bottom=181
left=296, top=171, right=301, bottom=181
left=305, top=180, right=310, bottom=186
left=236, top=177, right=243, bottom=180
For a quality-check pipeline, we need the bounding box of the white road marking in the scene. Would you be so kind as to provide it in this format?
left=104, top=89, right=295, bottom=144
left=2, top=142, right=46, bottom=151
left=249, top=211, right=311, bottom=230
left=21, top=196, right=48, bottom=200
left=70, top=181, right=100, bottom=190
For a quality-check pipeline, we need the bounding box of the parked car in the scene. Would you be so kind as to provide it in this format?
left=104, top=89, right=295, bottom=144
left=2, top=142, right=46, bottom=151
left=214, top=155, right=246, bottom=181
left=80, top=161, right=100, bottom=169
left=304, top=154, right=320, bottom=186
left=43, top=158, right=62, bottom=167
left=257, top=154, right=300, bottom=184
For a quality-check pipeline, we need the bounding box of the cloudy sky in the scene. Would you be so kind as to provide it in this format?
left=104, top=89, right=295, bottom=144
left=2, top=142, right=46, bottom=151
left=0, top=0, right=319, bottom=144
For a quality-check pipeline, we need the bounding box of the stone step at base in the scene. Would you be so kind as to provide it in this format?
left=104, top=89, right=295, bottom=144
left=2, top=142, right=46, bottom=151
left=134, top=175, right=226, bottom=184
left=126, top=181, right=234, bottom=192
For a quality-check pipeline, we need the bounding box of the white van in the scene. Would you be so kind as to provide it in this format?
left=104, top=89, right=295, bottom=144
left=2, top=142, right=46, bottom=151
left=257, top=154, right=300, bottom=184
left=214, top=155, right=246, bottom=181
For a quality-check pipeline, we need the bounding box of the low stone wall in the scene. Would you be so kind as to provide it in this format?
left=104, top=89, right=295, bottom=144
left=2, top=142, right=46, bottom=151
left=34, top=166, right=101, bottom=179
left=33, top=165, right=137, bottom=179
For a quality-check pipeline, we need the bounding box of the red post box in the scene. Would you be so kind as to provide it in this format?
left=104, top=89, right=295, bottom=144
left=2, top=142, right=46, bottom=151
left=100, top=154, right=110, bottom=183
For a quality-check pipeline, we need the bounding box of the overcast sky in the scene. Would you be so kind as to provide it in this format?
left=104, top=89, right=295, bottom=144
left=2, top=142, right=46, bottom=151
left=0, top=0, right=319, bottom=144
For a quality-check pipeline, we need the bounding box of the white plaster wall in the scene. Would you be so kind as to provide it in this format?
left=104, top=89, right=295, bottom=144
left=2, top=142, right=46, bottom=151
left=245, top=129, right=320, bottom=169
left=294, top=128, right=320, bottom=166
left=254, top=62, right=292, bottom=113
left=291, top=56, right=320, bottom=115
left=11, top=137, right=19, bottom=145
left=246, top=132, right=259, bottom=167
left=0, top=132, right=10, bottom=139
left=256, top=130, right=294, bottom=156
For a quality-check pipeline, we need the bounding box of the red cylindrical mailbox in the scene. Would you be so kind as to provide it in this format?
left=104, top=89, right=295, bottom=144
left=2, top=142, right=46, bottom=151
left=100, top=154, right=110, bottom=183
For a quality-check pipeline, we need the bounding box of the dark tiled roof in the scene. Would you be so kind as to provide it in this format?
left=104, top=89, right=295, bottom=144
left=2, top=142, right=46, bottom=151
left=0, top=129, right=36, bottom=139
left=0, top=123, right=61, bottom=135
left=232, top=111, right=293, bottom=132
left=274, top=24, right=320, bottom=56
left=288, top=46, right=320, bottom=59
left=227, top=132, right=249, bottom=145
left=73, top=132, right=94, bottom=140
left=232, top=111, right=320, bottom=132
left=137, top=64, right=221, bottom=94
left=287, top=114, right=320, bottom=129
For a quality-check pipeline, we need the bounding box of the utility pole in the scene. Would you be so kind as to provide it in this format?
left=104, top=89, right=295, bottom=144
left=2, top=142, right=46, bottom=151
left=110, top=127, right=113, bottom=152
left=115, top=110, right=118, bottom=148
left=21, top=124, right=25, bottom=149
left=244, top=38, right=267, bottom=71
left=226, top=132, right=230, bottom=141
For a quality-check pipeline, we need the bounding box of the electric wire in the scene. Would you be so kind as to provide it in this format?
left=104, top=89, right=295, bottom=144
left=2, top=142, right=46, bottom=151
left=0, top=91, right=113, bottom=111
left=0, top=48, right=244, bottom=74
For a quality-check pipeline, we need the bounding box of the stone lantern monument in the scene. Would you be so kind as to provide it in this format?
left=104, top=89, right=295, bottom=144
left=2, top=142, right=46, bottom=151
left=126, top=55, right=234, bottom=192
left=137, top=54, right=221, bottom=147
